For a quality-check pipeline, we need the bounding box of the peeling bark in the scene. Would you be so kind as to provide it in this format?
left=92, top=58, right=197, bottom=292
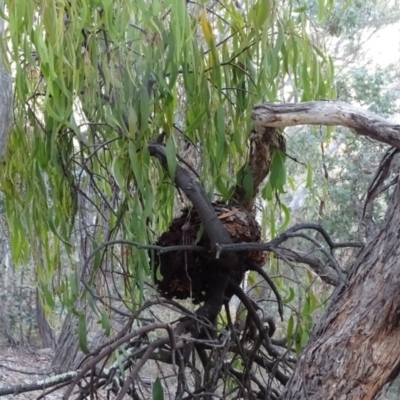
left=232, top=127, right=285, bottom=209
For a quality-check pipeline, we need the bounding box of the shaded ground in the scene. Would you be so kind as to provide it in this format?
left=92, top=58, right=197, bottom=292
left=0, top=342, right=171, bottom=399
left=0, top=342, right=63, bottom=399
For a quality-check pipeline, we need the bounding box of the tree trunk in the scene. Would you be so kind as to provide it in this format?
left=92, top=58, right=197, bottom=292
left=283, top=179, right=400, bottom=399
left=52, top=313, right=80, bottom=373
left=0, top=292, right=17, bottom=344
left=36, top=290, right=56, bottom=349
left=52, top=200, right=107, bottom=372
left=0, top=1, right=12, bottom=162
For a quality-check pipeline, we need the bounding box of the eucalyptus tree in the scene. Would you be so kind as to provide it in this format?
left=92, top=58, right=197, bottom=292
left=3, top=0, right=400, bottom=399
left=0, top=3, right=11, bottom=162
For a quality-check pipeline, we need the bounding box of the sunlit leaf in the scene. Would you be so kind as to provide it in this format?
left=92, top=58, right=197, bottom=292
left=200, top=9, right=213, bottom=46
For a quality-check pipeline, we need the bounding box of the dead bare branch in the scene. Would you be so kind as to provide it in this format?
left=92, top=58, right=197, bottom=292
left=253, top=101, right=400, bottom=149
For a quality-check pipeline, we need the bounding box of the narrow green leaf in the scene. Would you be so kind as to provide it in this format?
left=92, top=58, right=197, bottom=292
left=215, top=106, right=226, bottom=167
left=47, top=209, right=72, bottom=247
left=301, top=330, right=309, bottom=347
left=302, top=296, right=310, bottom=316
left=277, top=203, right=290, bottom=233
left=261, top=181, right=273, bottom=201
left=195, top=224, right=204, bottom=244
left=129, top=142, right=145, bottom=195
left=143, top=185, right=155, bottom=218
left=256, top=0, right=271, bottom=27
left=273, top=22, right=285, bottom=58
left=248, top=271, right=261, bottom=294
left=42, top=286, right=55, bottom=310
left=78, top=313, right=90, bottom=355
left=242, top=167, right=254, bottom=200
left=101, top=312, right=111, bottom=337
left=291, top=37, right=299, bottom=75
left=287, top=314, right=294, bottom=344
left=301, top=61, right=311, bottom=101
left=295, top=332, right=302, bottom=355
left=139, top=85, right=150, bottom=134
left=281, top=42, right=289, bottom=74
left=318, top=0, right=325, bottom=21
left=312, top=56, right=319, bottom=94
left=34, top=162, right=47, bottom=200
left=152, top=377, right=164, bottom=400
left=308, top=292, right=318, bottom=314
left=156, top=264, right=163, bottom=281
left=283, top=287, right=295, bottom=304
left=305, top=163, right=313, bottom=188
left=91, top=240, right=102, bottom=271
left=269, top=150, right=286, bottom=193
left=112, top=155, right=126, bottom=191
left=270, top=205, right=276, bottom=239
left=165, top=137, right=177, bottom=180
left=287, top=176, right=296, bottom=191
left=70, top=271, right=79, bottom=300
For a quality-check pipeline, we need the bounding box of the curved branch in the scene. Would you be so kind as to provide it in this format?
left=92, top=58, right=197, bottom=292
left=253, top=101, right=400, bottom=148
left=279, top=223, right=363, bottom=250
left=281, top=232, right=347, bottom=284
left=80, top=223, right=357, bottom=288
left=273, top=247, right=340, bottom=286
left=63, top=323, right=176, bottom=398
left=228, top=281, right=280, bottom=358
left=247, top=261, right=284, bottom=320
left=148, top=141, right=234, bottom=253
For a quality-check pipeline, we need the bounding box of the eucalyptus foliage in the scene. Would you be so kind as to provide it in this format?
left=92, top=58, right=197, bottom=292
left=1, top=0, right=334, bottom=312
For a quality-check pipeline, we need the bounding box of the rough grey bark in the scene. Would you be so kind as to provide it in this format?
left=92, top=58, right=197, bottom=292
left=252, top=101, right=400, bottom=399
left=36, top=290, right=56, bottom=349
left=0, top=291, right=17, bottom=344
left=52, top=197, right=111, bottom=372
left=0, top=2, right=12, bottom=162
left=52, top=313, right=80, bottom=373
left=283, top=179, right=400, bottom=399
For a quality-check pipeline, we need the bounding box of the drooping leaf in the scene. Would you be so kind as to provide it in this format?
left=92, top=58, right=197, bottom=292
left=78, top=313, right=90, bottom=355
left=269, top=150, right=286, bottom=193
left=152, top=377, right=164, bottom=400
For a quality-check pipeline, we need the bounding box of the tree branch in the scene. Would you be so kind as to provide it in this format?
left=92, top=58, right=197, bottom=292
left=274, top=247, right=340, bottom=286
left=252, top=101, right=400, bottom=149
left=0, top=371, right=78, bottom=397
left=148, top=141, right=234, bottom=253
